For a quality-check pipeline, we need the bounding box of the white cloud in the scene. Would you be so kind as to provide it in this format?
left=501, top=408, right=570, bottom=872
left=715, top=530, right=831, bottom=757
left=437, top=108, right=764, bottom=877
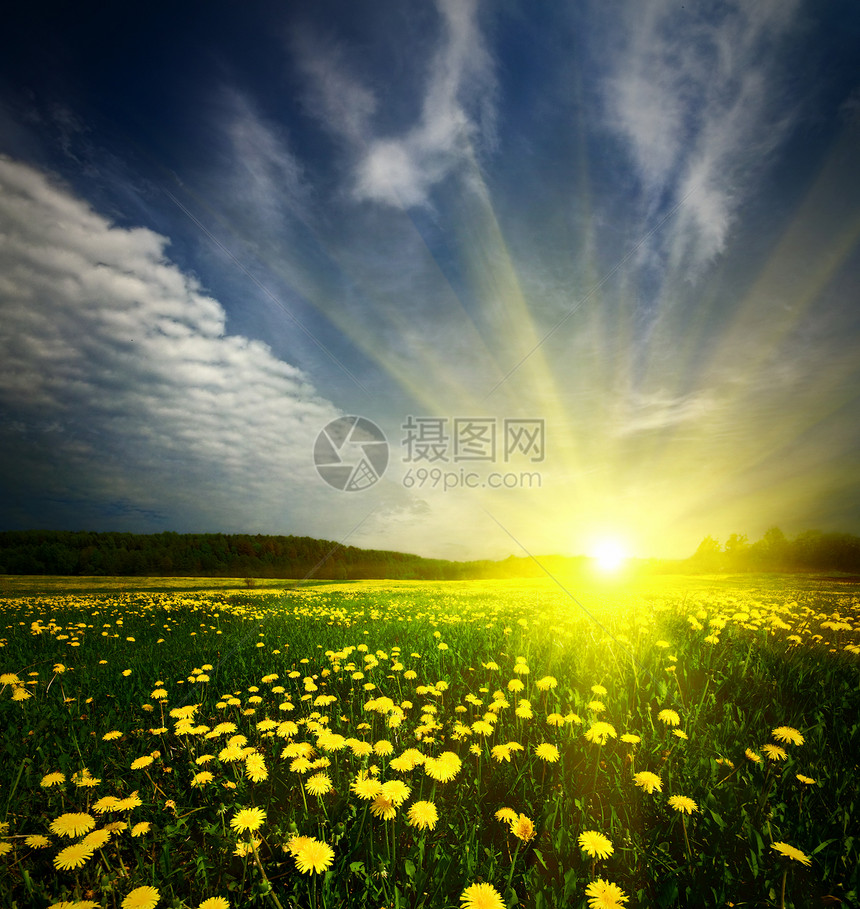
left=0, top=155, right=341, bottom=530
left=291, top=29, right=378, bottom=146
left=599, top=0, right=803, bottom=269
left=295, top=0, right=496, bottom=209
left=215, top=88, right=309, bottom=232
left=612, top=388, right=715, bottom=437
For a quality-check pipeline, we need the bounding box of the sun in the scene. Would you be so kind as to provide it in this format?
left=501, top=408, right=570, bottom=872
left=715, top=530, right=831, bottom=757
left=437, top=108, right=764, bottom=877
left=590, top=539, right=628, bottom=574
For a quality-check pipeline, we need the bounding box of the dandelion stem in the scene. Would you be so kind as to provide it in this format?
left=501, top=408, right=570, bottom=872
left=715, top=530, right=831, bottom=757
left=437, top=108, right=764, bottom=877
left=300, top=779, right=309, bottom=817
left=505, top=839, right=522, bottom=896
left=251, top=839, right=285, bottom=909
left=144, top=769, right=168, bottom=800
left=586, top=745, right=601, bottom=818
left=680, top=815, right=694, bottom=874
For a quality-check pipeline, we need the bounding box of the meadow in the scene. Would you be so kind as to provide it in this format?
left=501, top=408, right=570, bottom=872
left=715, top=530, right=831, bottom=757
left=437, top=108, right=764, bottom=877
left=1, top=574, right=858, bottom=909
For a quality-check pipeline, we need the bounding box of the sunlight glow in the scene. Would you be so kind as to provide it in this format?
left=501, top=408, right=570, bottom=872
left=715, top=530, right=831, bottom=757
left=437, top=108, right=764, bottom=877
left=590, top=539, right=628, bottom=574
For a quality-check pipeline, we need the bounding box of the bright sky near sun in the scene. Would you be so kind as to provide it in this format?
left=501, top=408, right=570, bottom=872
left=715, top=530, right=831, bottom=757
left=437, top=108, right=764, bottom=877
left=1, top=1, right=860, bottom=561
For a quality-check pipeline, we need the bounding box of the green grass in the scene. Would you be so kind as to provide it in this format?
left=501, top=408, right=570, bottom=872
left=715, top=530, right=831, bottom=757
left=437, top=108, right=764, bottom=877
left=0, top=575, right=858, bottom=908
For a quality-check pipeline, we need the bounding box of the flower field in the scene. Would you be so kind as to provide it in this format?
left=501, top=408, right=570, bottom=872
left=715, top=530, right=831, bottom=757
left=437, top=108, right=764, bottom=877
left=1, top=575, right=858, bottom=908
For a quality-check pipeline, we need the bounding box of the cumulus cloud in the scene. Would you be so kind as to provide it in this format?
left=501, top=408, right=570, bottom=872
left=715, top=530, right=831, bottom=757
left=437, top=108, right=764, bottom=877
left=294, top=0, right=496, bottom=209
left=0, top=155, right=340, bottom=530
left=598, top=0, right=803, bottom=270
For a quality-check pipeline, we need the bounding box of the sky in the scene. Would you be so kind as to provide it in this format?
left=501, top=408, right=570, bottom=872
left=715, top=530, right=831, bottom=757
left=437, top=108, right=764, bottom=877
left=1, top=0, right=860, bottom=562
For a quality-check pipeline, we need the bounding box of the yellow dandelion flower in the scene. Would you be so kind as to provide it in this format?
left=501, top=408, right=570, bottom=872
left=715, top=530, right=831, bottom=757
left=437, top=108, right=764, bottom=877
left=25, top=834, right=51, bottom=848
left=762, top=744, right=788, bottom=762
left=633, top=771, right=662, bottom=794
left=130, top=756, right=154, bottom=770
left=289, top=756, right=313, bottom=774
left=381, top=779, right=411, bottom=806
left=584, top=722, right=617, bottom=745
left=74, top=773, right=101, bottom=788
left=673, top=729, right=688, bottom=740
left=370, top=795, right=397, bottom=820
left=234, top=837, right=262, bottom=857
left=50, top=813, right=96, bottom=838
left=305, top=773, right=333, bottom=797
left=285, top=835, right=315, bottom=857
left=584, top=877, right=629, bottom=908
left=41, top=772, right=66, bottom=788
left=668, top=795, right=698, bottom=814
left=116, top=792, right=143, bottom=811
left=772, top=726, right=804, bottom=746
left=53, top=842, right=94, bottom=871
left=82, top=829, right=111, bottom=850
left=771, top=842, right=811, bottom=866
left=244, top=753, right=268, bottom=783
left=198, top=899, right=231, bottom=909
left=230, top=807, right=266, bottom=833
left=745, top=748, right=761, bottom=763
left=536, top=676, right=557, bottom=691
left=121, top=885, right=161, bottom=909
left=0, top=842, right=13, bottom=857
left=103, top=731, right=123, bottom=741
left=591, top=684, right=608, bottom=696
left=511, top=813, right=535, bottom=842
left=293, top=838, right=335, bottom=874
left=495, top=807, right=517, bottom=825
left=657, top=709, right=680, bottom=726
left=407, top=800, right=438, bottom=831
left=424, top=752, right=462, bottom=783
left=351, top=774, right=383, bottom=800
left=460, top=882, right=506, bottom=909
left=620, top=734, right=640, bottom=745
left=219, top=744, right=245, bottom=763
left=579, top=830, right=613, bottom=860
left=796, top=774, right=816, bottom=785
left=131, top=822, right=151, bottom=837
left=534, top=743, right=560, bottom=763
left=546, top=712, right=565, bottom=727
left=491, top=744, right=513, bottom=763
left=192, top=771, right=215, bottom=788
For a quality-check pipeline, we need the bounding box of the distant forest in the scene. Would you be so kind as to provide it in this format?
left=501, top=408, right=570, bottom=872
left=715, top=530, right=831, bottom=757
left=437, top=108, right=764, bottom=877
left=0, top=530, right=479, bottom=580
left=688, top=527, right=860, bottom=574
left=0, top=527, right=858, bottom=579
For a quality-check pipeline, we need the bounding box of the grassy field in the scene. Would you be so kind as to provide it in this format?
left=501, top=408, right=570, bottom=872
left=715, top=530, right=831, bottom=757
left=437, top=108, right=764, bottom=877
left=1, top=574, right=858, bottom=909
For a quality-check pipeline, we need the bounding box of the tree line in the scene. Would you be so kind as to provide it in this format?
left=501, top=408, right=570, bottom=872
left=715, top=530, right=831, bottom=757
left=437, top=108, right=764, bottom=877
left=688, top=527, right=860, bottom=573
left=0, top=530, right=478, bottom=580
left=1, top=527, right=858, bottom=579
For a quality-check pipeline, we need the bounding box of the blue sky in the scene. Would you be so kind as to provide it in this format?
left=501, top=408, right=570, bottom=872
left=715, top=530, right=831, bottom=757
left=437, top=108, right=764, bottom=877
left=1, top=0, right=860, bottom=560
